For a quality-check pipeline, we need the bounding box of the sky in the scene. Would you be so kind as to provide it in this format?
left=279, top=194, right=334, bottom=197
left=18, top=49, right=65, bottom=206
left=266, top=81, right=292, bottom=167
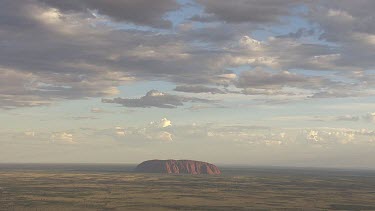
left=1, top=0, right=375, bottom=168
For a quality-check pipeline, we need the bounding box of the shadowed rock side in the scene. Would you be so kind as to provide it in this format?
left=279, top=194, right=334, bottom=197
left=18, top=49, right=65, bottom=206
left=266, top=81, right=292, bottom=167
left=135, top=160, right=221, bottom=175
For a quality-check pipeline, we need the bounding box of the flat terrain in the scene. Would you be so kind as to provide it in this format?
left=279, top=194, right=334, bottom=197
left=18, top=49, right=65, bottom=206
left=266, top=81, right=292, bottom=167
left=0, top=165, right=375, bottom=210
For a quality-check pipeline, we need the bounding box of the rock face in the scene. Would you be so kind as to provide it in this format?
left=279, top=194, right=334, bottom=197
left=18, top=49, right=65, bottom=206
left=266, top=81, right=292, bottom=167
left=135, top=160, right=221, bottom=175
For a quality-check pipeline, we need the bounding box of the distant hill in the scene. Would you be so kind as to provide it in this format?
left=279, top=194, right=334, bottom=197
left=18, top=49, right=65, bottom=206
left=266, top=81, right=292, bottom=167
left=135, top=159, right=221, bottom=175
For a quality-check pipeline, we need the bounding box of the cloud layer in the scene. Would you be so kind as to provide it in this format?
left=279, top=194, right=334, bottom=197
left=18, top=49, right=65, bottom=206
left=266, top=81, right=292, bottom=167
left=102, top=90, right=212, bottom=108
left=1, top=0, right=375, bottom=108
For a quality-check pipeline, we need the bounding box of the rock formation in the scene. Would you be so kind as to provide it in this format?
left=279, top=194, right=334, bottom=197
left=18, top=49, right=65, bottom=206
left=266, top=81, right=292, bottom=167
left=135, top=159, right=221, bottom=175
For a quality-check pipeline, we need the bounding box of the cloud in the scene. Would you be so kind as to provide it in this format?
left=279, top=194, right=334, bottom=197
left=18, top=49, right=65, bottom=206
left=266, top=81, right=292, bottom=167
left=307, top=0, right=375, bottom=71
left=174, top=85, right=225, bottom=94
left=330, top=112, right=375, bottom=123
left=237, top=36, right=342, bottom=71
left=0, top=67, right=129, bottom=108
left=0, top=0, right=184, bottom=107
left=37, top=0, right=180, bottom=28
left=108, top=118, right=174, bottom=143
left=1, top=0, right=375, bottom=109
left=50, top=132, right=75, bottom=144
left=170, top=123, right=375, bottom=146
left=306, top=130, right=321, bottom=143
left=160, top=118, right=172, bottom=128
left=363, top=112, right=375, bottom=123
left=236, top=1, right=375, bottom=74
left=6, top=122, right=375, bottom=149
left=236, top=69, right=308, bottom=89
left=241, top=88, right=294, bottom=96
left=335, top=115, right=360, bottom=121
left=193, top=0, right=300, bottom=24
left=150, top=118, right=172, bottom=128
left=277, top=28, right=315, bottom=39
left=298, top=128, right=369, bottom=145
left=114, top=126, right=127, bottom=136
left=157, top=131, right=173, bottom=142
left=102, top=90, right=213, bottom=108
left=234, top=68, right=343, bottom=97
left=309, top=91, right=358, bottom=99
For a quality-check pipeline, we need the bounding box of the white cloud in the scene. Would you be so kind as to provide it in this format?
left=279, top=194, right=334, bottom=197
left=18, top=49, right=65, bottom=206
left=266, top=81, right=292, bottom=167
left=306, top=130, right=320, bottom=143
left=160, top=118, right=172, bottom=128
left=239, top=36, right=262, bottom=50
left=327, top=9, right=354, bottom=21
left=115, top=131, right=126, bottom=136
left=150, top=118, right=172, bottom=128
left=157, top=131, right=173, bottom=142
left=50, top=132, right=74, bottom=144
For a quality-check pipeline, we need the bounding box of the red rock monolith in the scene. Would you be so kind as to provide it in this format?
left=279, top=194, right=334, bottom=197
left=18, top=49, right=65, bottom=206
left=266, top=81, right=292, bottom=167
left=135, top=159, right=221, bottom=175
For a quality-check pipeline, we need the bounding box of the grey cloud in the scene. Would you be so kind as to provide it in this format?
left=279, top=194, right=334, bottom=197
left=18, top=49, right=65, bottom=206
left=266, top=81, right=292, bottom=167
left=363, top=112, right=375, bottom=123
left=234, top=68, right=368, bottom=99
left=0, top=0, right=205, bottom=107
left=218, top=34, right=344, bottom=72
left=277, top=28, right=315, bottom=39
left=102, top=90, right=213, bottom=108
left=335, top=115, right=360, bottom=121
left=38, top=0, right=180, bottom=28
left=182, top=23, right=253, bottom=44
left=174, top=85, right=225, bottom=94
left=201, top=0, right=374, bottom=66
left=1, top=0, right=374, bottom=108
left=332, top=113, right=375, bottom=123
left=0, top=1, right=137, bottom=107
left=194, top=0, right=300, bottom=24
left=307, top=0, right=375, bottom=70
left=236, top=68, right=333, bottom=90
left=310, top=0, right=375, bottom=43
left=0, top=68, right=127, bottom=108
left=261, top=38, right=342, bottom=71
left=237, top=69, right=308, bottom=89
left=189, top=3, right=375, bottom=74
left=310, top=92, right=350, bottom=99
left=241, top=88, right=295, bottom=96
